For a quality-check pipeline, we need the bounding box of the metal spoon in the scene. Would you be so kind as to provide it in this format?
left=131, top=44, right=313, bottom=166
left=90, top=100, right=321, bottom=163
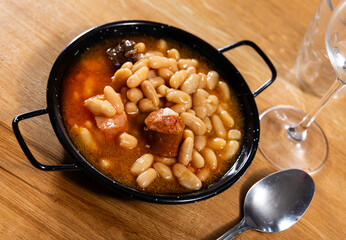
left=217, top=169, right=315, bottom=240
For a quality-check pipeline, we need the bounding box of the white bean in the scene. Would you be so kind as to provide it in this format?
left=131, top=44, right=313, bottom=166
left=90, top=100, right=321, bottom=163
left=141, top=80, right=160, bottom=107
left=194, top=135, right=207, bottom=151
left=208, top=95, right=219, bottom=106
left=180, top=112, right=207, bottom=136
left=207, top=138, right=226, bottom=150
left=201, top=148, right=217, bottom=170
left=148, top=56, right=170, bottom=69
left=196, top=167, right=210, bottom=182
left=148, top=69, right=157, bottom=78
left=180, top=73, right=200, bottom=94
left=193, top=106, right=207, bottom=119
left=186, top=109, right=196, bottom=115
left=84, top=98, right=116, bottom=117
left=192, top=89, right=208, bottom=119
left=203, top=116, right=213, bottom=133
left=169, top=70, right=189, bottom=89
left=167, top=48, right=180, bottom=60
left=177, top=59, right=198, bottom=70
left=157, top=39, right=168, bottom=52
left=120, top=86, right=129, bottom=104
left=104, top=86, right=124, bottom=114
left=218, top=81, right=231, bottom=101
left=126, top=88, right=144, bottom=103
left=186, top=66, right=196, bottom=75
left=217, top=105, right=234, bottom=128
left=171, top=103, right=187, bottom=114
left=156, top=85, right=169, bottom=96
left=78, top=127, right=97, bottom=151
left=157, top=68, right=173, bottom=81
left=149, top=76, right=166, bottom=88
left=198, top=73, right=207, bottom=88
left=119, top=132, right=138, bottom=149
left=228, top=129, right=242, bottom=140
left=211, top=114, right=226, bottom=138
left=183, top=129, right=194, bottom=140
left=125, top=102, right=139, bottom=115
left=191, top=150, right=205, bottom=168
left=184, top=94, right=192, bottom=109
left=153, top=162, right=173, bottom=181
left=127, top=66, right=149, bottom=88
left=178, top=137, right=194, bottom=166
left=130, top=154, right=154, bottom=175
left=145, top=51, right=164, bottom=57
left=172, top=163, right=202, bottom=190
left=206, top=71, right=219, bottom=90
left=207, top=103, right=218, bottom=116
left=121, top=62, right=133, bottom=69
left=132, top=58, right=149, bottom=72
left=193, top=89, right=209, bottom=106
left=138, top=98, right=159, bottom=112
left=99, top=159, right=110, bottom=168
left=136, top=168, right=157, bottom=188
left=168, top=58, right=179, bottom=72
left=221, top=140, right=240, bottom=160
left=111, top=68, right=132, bottom=91
left=134, top=42, right=146, bottom=53
left=155, top=156, right=177, bottom=166
left=166, top=89, right=190, bottom=104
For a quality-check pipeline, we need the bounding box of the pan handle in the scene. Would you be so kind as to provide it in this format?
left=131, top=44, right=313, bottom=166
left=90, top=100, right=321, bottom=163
left=218, top=40, right=277, bottom=97
left=12, top=108, right=81, bottom=171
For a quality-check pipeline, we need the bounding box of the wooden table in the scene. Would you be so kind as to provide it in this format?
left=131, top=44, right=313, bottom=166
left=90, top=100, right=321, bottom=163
left=1, top=0, right=345, bottom=239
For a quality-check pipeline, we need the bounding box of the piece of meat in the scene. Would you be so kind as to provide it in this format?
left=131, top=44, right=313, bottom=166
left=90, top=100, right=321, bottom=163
left=144, top=108, right=185, bottom=157
left=106, top=40, right=138, bottom=69
left=95, top=112, right=129, bottom=139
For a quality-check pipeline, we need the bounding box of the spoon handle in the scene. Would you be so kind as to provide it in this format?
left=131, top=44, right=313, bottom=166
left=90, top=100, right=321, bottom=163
left=217, top=217, right=251, bottom=240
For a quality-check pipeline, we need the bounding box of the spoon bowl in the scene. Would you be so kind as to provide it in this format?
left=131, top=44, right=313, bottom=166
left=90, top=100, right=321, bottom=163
left=218, top=169, right=315, bottom=239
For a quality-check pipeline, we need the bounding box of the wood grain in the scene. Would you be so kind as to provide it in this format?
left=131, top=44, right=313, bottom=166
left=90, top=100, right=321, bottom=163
left=1, top=0, right=345, bottom=239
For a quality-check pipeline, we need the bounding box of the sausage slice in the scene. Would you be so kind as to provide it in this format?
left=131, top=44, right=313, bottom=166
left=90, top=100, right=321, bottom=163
left=144, top=108, right=185, bottom=157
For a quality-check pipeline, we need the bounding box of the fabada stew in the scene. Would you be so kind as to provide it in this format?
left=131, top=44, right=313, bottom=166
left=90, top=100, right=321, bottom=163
left=61, top=36, right=244, bottom=193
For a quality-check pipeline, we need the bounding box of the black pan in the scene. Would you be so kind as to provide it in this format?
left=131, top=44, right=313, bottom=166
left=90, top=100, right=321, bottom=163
left=13, top=20, right=276, bottom=204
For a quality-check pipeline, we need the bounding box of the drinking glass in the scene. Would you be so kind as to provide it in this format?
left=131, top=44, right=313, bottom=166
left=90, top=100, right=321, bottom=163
left=259, top=0, right=346, bottom=174
left=297, top=0, right=338, bottom=97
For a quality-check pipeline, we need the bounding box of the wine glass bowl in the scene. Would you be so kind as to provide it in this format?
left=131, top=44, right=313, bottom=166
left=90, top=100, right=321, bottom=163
left=325, top=0, right=346, bottom=80
left=259, top=0, right=346, bottom=174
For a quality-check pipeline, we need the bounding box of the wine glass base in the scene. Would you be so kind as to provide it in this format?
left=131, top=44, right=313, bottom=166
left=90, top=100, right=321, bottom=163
left=259, top=105, right=328, bottom=174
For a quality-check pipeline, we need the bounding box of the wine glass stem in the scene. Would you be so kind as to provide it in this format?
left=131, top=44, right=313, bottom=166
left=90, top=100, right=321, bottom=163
left=288, top=77, right=345, bottom=141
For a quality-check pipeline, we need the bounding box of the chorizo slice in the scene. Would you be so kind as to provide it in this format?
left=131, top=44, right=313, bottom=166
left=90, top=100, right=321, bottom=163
left=144, top=108, right=185, bottom=157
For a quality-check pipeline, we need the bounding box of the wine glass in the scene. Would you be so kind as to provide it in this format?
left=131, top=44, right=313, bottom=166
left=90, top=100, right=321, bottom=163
left=258, top=0, right=346, bottom=174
